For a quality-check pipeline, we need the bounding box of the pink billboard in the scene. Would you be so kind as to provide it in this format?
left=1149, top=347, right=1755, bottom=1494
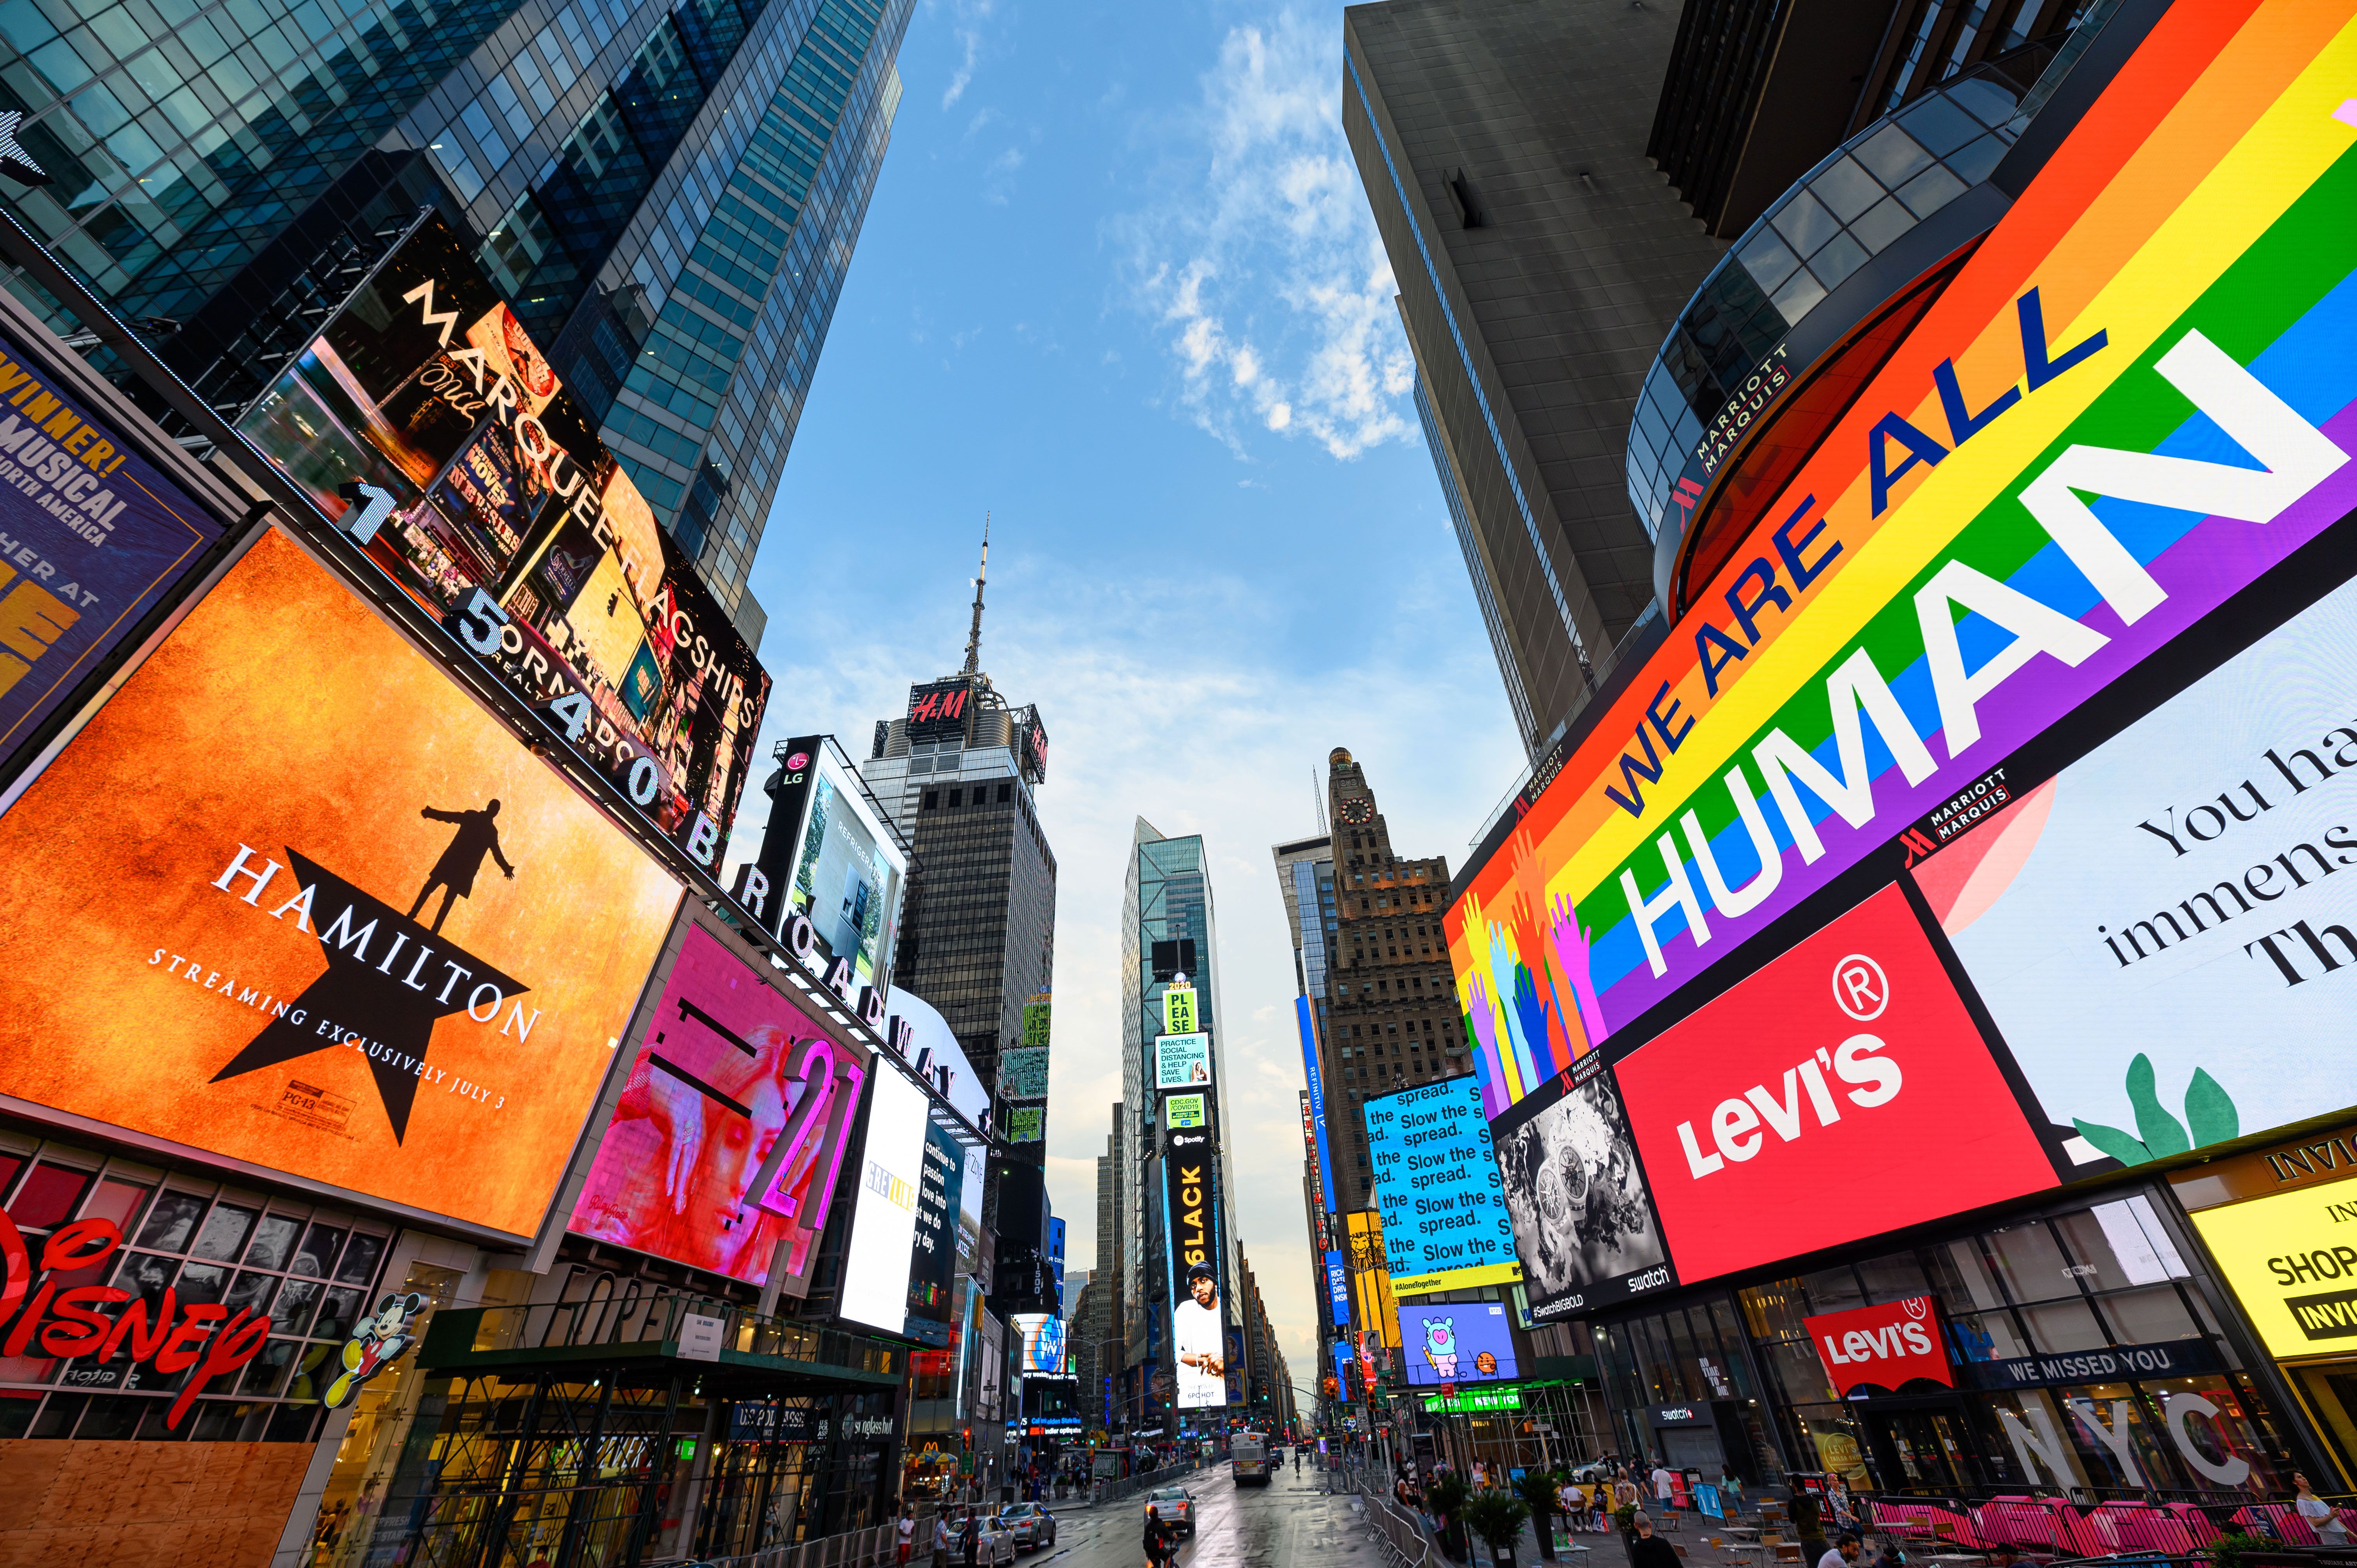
left=569, top=923, right=868, bottom=1293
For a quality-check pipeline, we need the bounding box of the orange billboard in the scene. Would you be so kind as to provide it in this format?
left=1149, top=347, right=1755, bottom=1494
left=0, top=528, right=682, bottom=1236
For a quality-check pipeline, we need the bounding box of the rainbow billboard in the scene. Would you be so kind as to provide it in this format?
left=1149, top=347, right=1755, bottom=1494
left=1447, top=0, right=2357, bottom=1118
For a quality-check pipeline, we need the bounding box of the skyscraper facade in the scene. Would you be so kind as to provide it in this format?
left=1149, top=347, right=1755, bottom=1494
left=1319, top=748, right=1456, bottom=1211
left=1345, top=0, right=1725, bottom=758
left=0, top=0, right=913, bottom=632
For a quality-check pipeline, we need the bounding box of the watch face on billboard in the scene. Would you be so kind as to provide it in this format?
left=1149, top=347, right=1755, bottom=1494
left=235, top=215, right=769, bottom=870
left=783, top=750, right=905, bottom=994
left=1397, top=1301, right=1518, bottom=1388
left=1616, top=884, right=2055, bottom=1286
left=1491, top=1059, right=1671, bottom=1319
left=1155, top=1031, right=1211, bottom=1089
left=1445, top=0, right=2357, bottom=1124
left=839, top=1068, right=929, bottom=1333
left=1364, top=1075, right=1521, bottom=1294
left=569, top=922, right=868, bottom=1291
left=1919, top=570, right=2357, bottom=1170
left=0, top=308, right=228, bottom=773
left=0, top=530, right=681, bottom=1236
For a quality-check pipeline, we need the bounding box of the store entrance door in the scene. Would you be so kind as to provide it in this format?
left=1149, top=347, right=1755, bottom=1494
left=1861, top=1403, right=1974, bottom=1494
left=2291, top=1360, right=2357, bottom=1489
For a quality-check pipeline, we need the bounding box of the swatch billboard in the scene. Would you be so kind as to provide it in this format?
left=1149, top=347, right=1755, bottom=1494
left=1615, top=884, right=2055, bottom=1285
left=235, top=215, right=769, bottom=870
left=1447, top=0, right=2357, bottom=1118
left=1491, top=1055, right=1670, bottom=1320
left=0, top=530, right=682, bottom=1238
left=569, top=921, right=869, bottom=1293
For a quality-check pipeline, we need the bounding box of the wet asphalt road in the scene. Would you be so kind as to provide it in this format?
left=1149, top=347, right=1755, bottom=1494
left=1021, top=1462, right=1388, bottom=1568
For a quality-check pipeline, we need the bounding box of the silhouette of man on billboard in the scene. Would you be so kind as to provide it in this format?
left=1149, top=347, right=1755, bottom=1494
left=408, top=799, right=516, bottom=932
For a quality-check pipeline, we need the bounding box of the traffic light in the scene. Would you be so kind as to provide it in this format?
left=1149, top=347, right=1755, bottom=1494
left=1320, top=1377, right=1339, bottom=1398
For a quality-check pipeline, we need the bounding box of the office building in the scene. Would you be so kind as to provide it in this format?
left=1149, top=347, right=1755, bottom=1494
left=859, top=542, right=1056, bottom=1113
left=1319, top=749, right=1456, bottom=1210
left=0, top=0, right=915, bottom=632
left=1083, top=1102, right=1124, bottom=1433
left=1346, top=0, right=1726, bottom=758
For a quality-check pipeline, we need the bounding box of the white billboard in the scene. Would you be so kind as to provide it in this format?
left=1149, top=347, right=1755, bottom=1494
left=1155, top=1031, right=1212, bottom=1090
left=1920, top=572, right=2357, bottom=1167
left=837, top=1068, right=929, bottom=1332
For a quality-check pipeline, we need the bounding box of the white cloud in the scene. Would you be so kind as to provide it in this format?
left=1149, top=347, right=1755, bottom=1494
left=1114, top=8, right=1416, bottom=461
left=940, top=0, right=996, bottom=109
left=725, top=543, right=1521, bottom=1383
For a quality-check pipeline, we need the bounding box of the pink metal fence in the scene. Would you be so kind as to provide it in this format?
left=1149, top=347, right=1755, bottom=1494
left=1864, top=1495, right=2357, bottom=1556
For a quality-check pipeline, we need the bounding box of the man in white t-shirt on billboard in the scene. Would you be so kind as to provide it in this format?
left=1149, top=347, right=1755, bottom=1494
left=1172, top=1262, right=1225, bottom=1407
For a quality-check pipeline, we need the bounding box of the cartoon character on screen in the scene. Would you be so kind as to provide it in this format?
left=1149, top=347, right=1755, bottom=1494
left=324, top=1292, right=428, bottom=1409
left=1422, top=1317, right=1458, bottom=1379
left=1474, top=1351, right=1499, bottom=1377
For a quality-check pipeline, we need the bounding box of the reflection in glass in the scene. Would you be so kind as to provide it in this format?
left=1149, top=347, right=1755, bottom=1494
left=293, top=1224, right=348, bottom=1277
left=244, top=1214, right=302, bottom=1270
left=223, top=1271, right=279, bottom=1319
left=174, top=1262, right=227, bottom=1308
left=337, top=1233, right=387, bottom=1286
left=113, top=1252, right=176, bottom=1314
left=1986, top=1222, right=2074, bottom=1303
left=8, top=1163, right=92, bottom=1230
left=273, top=1278, right=325, bottom=1337
left=315, top=1286, right=365, bottom=1342
left=239, top=1340, right=295, bottom=1397
left=135, top=1192, right=205, bottom=1252
left=190, top=1203, right=256, bottom=1263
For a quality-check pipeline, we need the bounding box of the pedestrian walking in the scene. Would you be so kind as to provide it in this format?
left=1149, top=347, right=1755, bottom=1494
left=1651, top=1461, right=1676, bottom=1510
left=1630, top=1512, right=1680, bottom=1568
left=1720, top=1469, right=1744, bottom=1519
left=961, top=1510, right=981, bottom=1568
left=896, top=1504, right=915, bottom=1565
left=931, top=1509, right=954, bottom=1568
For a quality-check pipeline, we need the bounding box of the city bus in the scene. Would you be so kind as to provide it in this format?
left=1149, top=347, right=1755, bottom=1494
left=1232, top=1431, right=1270, bottom=1486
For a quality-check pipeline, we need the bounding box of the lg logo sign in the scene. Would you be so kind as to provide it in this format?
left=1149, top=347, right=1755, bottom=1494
left=1673, top=951, right=1904, bottom=1180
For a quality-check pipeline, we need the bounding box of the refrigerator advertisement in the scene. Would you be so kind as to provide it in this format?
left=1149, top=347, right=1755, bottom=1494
left=1363, top=1074, right=1521, bottom=1294
left=778, top=746, right=905, bottom=993
left=1615, top=885, right=2055, bottom=1286
left=1490, top=1056, right=1671, bottom=1319
left=1447, top=0, right=2357, bottom=1118
left=569, top=921, right=869, bottom=1293
left=0, top=530, right=681, bottom=1238
left=1918, top=570, right=2357, bottom=1170
left=235, top=214, right=770, bottom=869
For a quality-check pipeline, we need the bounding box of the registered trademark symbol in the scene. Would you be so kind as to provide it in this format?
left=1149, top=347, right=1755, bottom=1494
left=1832, top=953, right=1888, bottom=1021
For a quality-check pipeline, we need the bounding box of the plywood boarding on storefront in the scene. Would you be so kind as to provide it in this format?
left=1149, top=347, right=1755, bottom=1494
left=0, top=1438, right=313, bottom=1568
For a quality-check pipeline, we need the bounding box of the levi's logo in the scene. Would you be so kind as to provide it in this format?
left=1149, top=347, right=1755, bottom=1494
left=1805, top=1295, right=1952, bottom=1395
left=1673, top=1034, right=1902, bottom=1178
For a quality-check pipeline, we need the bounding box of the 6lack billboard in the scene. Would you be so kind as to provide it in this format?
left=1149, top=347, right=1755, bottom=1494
left=1163, top=1125, right=1226, bottom=1409
left=0, top=530, right=682, bottom=1237
left=236, top=214, right=769, bottom=871
left=1363, top=1075, right=1520, bottom=1294
left=1446, top=0, right=2357, bottom=1118
left=569, top=921, right=868, bottom=1292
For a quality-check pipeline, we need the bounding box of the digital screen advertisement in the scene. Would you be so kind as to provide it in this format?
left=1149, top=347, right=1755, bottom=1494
left=1364, top=1075, right=1520, bottom=1294
left=235, top=215, right=770, bottom=868
left=570, top=922, right=869, bottom=1291
left=1014, top=1310, right=1069, bottom=1375
left=783, top=748, right=905, bottom=993
left=0, top=300, right=229, bottom=770
left=0, top=530, right=683, bottom=1237
left=1492, top=1059, right=1670, bottom=1319
left=1155, top=1031, right=1211, bottom=1089
left=1616, top=884, right=2053, bottom=1285
left=1166, top=1093, right=1206, bottom=1129
left=2188, top=1173, right=2357, bottom=1359
left=998, top=1047, right=1049, bottom=1100
left=894, top=989, right=993, bottom=1128
left=838, top=1067, right=929, bottom=1334
left=905, top=1121, right=965, bottom=1346
left=1447, top=0, right=2357, bottom=1119
left=1921, top=571, right=2357, bottom=1170
left=1345, top=1210, right=1399, bottom=1349
left=1397, top=1301, right=1518, bottom=1388
left=1163, top=1125, right=1226, bottom=1409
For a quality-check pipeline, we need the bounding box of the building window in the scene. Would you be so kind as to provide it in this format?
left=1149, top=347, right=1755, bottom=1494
left=923, top=791, right=938, bottom=809
left=998, top=784, right=1011, bottom=802
left=949, top=789, right=963, bottom=806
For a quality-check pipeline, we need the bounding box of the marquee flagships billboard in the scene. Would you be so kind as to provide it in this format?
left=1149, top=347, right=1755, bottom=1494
left=237, top=215, right=769, bottom=869
left=1447, top=0, right=2357, bottom=1119
left=0, top=530, right=683, bottom=1237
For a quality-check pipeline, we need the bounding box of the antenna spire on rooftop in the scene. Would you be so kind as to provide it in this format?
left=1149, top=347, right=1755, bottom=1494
left=962, top=512, right=989, bottom=678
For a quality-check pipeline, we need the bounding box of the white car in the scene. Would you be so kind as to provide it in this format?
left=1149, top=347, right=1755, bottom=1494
left=1145, top=1486, right=1196, bottom=1537
left=994, top=1504, right=1058, bottom=1552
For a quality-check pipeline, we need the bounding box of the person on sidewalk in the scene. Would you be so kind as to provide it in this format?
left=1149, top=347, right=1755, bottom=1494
left=1630, top=1511, right=1681, bottom=1568
left=896, top=1504, right=916, bottom=1565
left=1651, top=1462, right=1677, bottom=1510
left=1819, top=1531, right=1865, bottom=1568
left=931, top=1509, right=954, bottom=1568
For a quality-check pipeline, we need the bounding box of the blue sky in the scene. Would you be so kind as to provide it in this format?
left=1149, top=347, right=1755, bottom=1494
left=724, top=0, right=1527, bottom=1378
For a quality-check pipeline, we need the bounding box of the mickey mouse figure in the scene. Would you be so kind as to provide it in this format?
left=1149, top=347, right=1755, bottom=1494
left=324, top=1292, right=428, bottom=1409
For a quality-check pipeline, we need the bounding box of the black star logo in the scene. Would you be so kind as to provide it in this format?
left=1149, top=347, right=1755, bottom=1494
left=210, top=850, right=526, bottom=1142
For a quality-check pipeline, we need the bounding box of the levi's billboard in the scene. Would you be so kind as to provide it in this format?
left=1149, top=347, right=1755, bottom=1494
left=1806, top=1295, right=1953, bottom=1397
left=1446, top=0, right=2357, bottom=1121
left=1614, top=885, right=2053, bottom=1284
left=0, top=530, right=683, bottom=1238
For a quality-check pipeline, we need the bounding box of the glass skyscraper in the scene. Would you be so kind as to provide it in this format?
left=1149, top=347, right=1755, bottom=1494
left=0, top=0, right=911, bottom=633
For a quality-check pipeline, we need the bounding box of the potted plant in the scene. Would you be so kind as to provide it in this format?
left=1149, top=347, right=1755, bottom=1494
left=1463, top=1489, right=1534, bottom=1568
left=2207, top=1533, right=2274, bottom=1568
left=1428, top=1470, right=1474, bottom=1562
left=1516, top=1469, right=1562, bottom=1561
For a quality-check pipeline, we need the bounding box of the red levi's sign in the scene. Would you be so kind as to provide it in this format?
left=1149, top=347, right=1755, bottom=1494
left=1615, top=883, right=2055, bottom=1284
left=1806, top=1295, right=1953, bottom=1396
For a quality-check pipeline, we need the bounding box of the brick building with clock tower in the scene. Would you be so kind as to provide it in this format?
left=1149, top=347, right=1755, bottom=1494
left=1318, top=747, right=1462, bottom=1210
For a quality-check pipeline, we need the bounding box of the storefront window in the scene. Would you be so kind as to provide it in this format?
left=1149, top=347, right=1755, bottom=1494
left=1928, top=1240, right=2008, bottom=1312
left=2020, top=1298, right=2108, bottom=1354
left=2096, top=1285, right=2203, bottom=1346
left=1857, top=1252, right=1930, bottom=1305
left=1802, top=1265, right=1867, bottom=1317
